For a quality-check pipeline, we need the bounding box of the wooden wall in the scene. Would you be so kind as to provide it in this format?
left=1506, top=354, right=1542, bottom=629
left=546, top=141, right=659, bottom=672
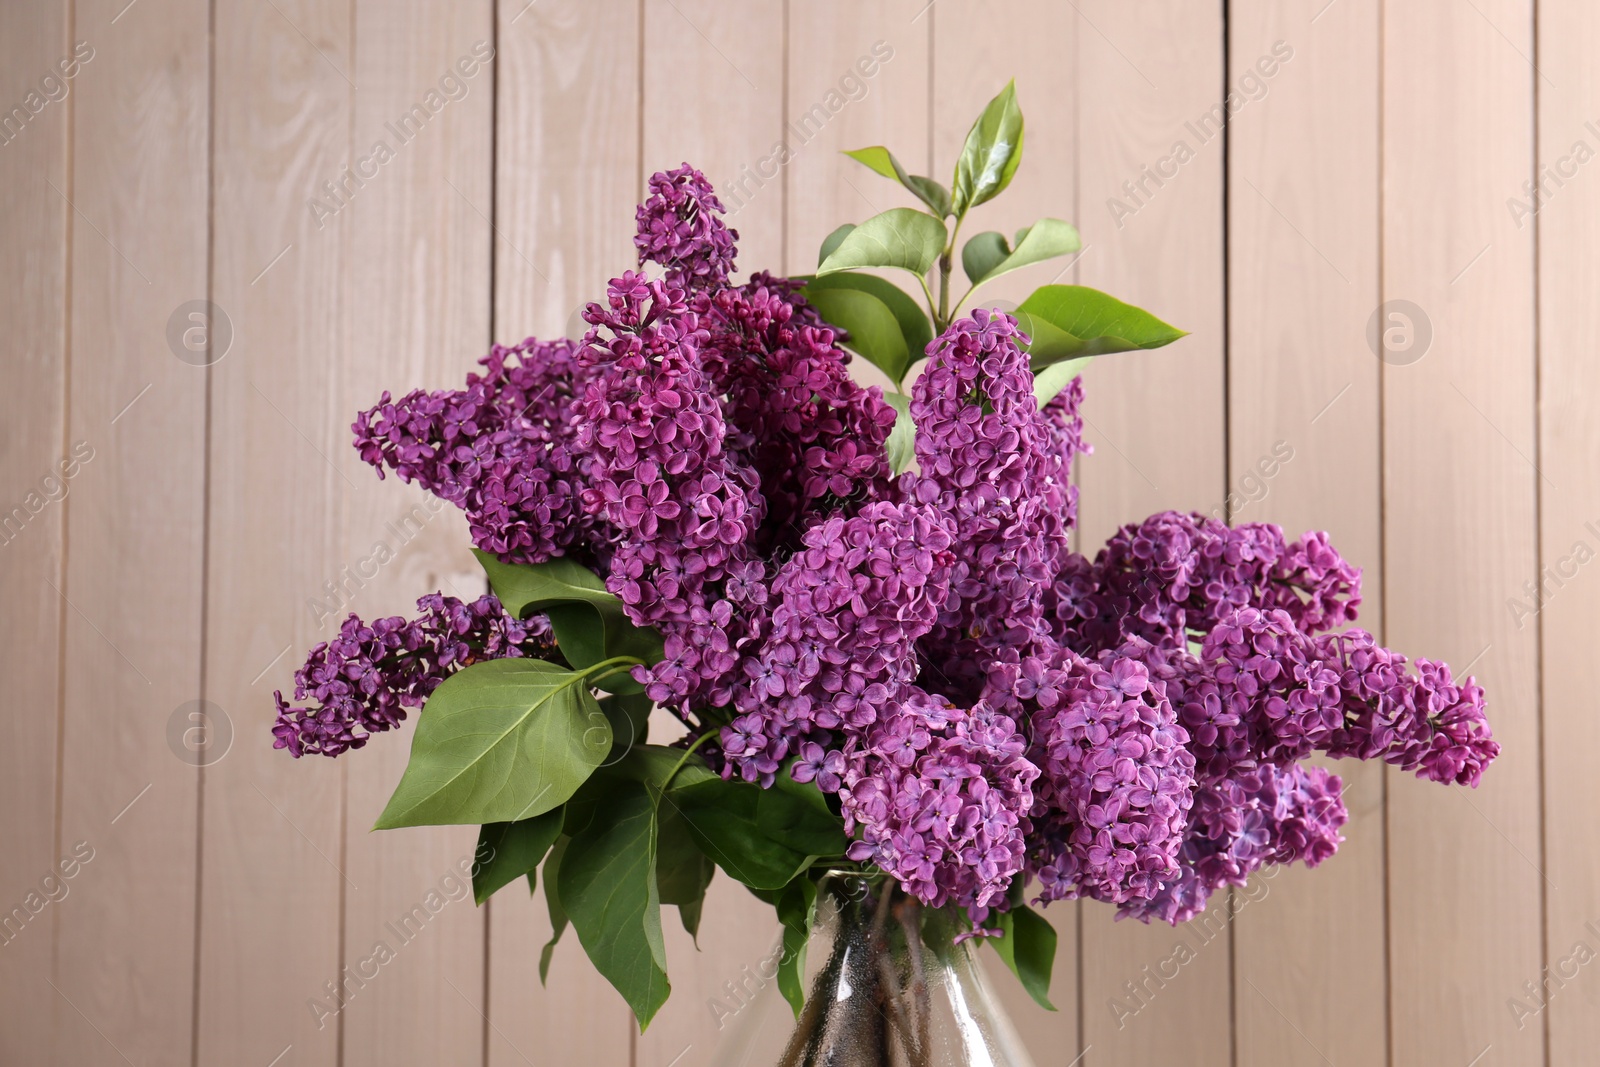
left=0, top=1, right=1581, bottom=1064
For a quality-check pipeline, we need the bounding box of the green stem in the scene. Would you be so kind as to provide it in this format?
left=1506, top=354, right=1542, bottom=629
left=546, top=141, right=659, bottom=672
left=580, top=655, right=645, bottom=689
left=661, top=729, right=716, bottom=792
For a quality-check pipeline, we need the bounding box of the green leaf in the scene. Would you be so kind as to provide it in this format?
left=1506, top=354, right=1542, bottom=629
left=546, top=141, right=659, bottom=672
left=614, top=743, right=717, bottom=791
left=952, top=80, right=1024, bottom=215
left=1015, top=284, right=1187, bottom=367
left=544, top=604, right=662, bottom=694
left=558, top=779, right=671, bottom=1029
left=539, top=837, right=570, bottom=984
left=774, top=877, right=818, bottom=1017
left=991, top=904, right=1057, bottom=1011
left=818, top=223, right=856, bottom=267
left=597, top=692, right=652, bottom=758
left=965, top=219, right=1081, bottom=286
left=474, top=550, right=619, bottom=618
left=804, top=272, right=934, bottom=380
left=473, top=809, right=564, bottom=904
left=962, top=231, right=1011, bottom=286
left=842, top=146, right=952, bottom=216
left=1029, top=355, right=1095, bottom=407
left=373, top=658, right=612, bottom=830
left=655, top=803, right=715, bottom=943
left=883, top=392, right=915, bottom=475
left=672, top=775, right=849, bottom=890
left=474, top=550, right=664, bottom=692
left=802, top=287, right=911, bottom=385
left=816, top=208, right=947, bottom=279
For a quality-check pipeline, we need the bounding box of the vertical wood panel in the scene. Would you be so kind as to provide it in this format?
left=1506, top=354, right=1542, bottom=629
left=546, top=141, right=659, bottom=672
left=0, top=4, right=69, bottom=1063
left=1539, top=2, right=1600, bottom=1062
left=1384, top=0, right=1543, bottom=1064
left=199, top=1, right=352, bottom=1064
left=1072, top=3, right=1229, bottom=1065
left=1227, top=4, right=1387, bottom=1065
left=784, top=0, right=931, bottom=278
left=55, top=0, right=209, bottom=1063
left=340, top=4, right=496, bottom=1065
left=486, top=2, right=639, bottom=1063
left=931, top=3, right=1083, bottom=1057
left=636, top=2, right=787, bottom=1060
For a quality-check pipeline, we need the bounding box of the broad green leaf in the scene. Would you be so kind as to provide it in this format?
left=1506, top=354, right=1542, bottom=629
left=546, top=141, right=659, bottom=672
left=804, top=272, right=934, bottom=376
left=473, top=808, right=564, bottom=904
left=803, top=287, right=911, bottom=386
left=774, top=877, right=818, bottom=1017
left=962, top=231, right=1011, bottom=286
left=883, top=392, right=915, bottom=475
left=655, top=802, right=714, bottom=943
left=1029, top=355, right=1095, bottom=407
left=952, top=80, right=1024, bottom=215
left=818, top=223, right=856, bottom=267
left=558, top=779, right=671, bottom=1029
left=966, top=219, right=1081, bottom=286
left=539, top=837, right=570, bottom=984
left=816, top=208, right=947, bottom=279
left=543, top=604, right=661, bottom=694
left=597, top=692, right=653, bottom=758
left=673, top=775, right=849, bottom=890
left=1015, top=285, right=1187, bottom=367
left=614, top=743, right=717, bottom=791
left=374, top=658, right=611, bottom=829
left=474, top=549, right=619, bottom=618
left=842, top=146, right=953, bottom=216
left=991, top=904, right=1058, bottom=1011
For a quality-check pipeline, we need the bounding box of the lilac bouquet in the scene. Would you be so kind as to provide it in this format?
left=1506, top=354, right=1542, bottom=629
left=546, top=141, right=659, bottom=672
left=273, top=84, right=1497, bottom=1027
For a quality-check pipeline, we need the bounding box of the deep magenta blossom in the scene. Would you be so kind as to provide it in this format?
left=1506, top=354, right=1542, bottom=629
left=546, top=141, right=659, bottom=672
left=292, top=163, right=1499, bottom=922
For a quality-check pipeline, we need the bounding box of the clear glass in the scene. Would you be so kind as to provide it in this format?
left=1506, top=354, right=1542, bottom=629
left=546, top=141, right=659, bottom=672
left=709, top=879, right=1038, bottom=1067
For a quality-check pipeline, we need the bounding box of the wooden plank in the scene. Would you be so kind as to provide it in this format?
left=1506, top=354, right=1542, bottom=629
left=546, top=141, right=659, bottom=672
left=0, top=3, right=70, bottom=1063
left=1538, top=2, right=1600, bottom=1061
left=635, top=3, right=787, bottom=1060
left=784, top=0, right=931, bottom=278
left=1383, top=0, right=1543, bottom=1064
left=931, top=3, right=1083, bottom=1057
left=1225, top=5, right=1387, bottom=1065
left=53, top=0, right=210, bottom=1062
left=339, top=4, right=497, bottom=1065
left=196, top=1, right=353, bottom=1064
left=1070, top=3, right=1229, bottom=1065
left=485, top=1, right=639, bottom=1062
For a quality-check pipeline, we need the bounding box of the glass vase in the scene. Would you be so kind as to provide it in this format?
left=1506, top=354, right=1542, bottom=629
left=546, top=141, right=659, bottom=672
left=709, top=879, right=1038, bottom=1067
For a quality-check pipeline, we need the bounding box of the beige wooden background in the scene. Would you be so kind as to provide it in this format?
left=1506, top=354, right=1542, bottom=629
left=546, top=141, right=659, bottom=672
left=1, top=0, right=1589, bottom=1063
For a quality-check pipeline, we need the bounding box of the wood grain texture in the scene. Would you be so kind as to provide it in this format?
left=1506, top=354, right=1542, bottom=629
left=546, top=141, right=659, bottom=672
left=637, top=4, right=788, bottom=1060
left=1383, top=0, right=1543, bottom=1064
left=0, top=3, right=69, bottom=1063
left=339, top=4, right=496, bottom=1065
left=1537, top=2, right=1600, bottom=1061
left=197, top=1, right=352, bottom=1064
left=1071, top=3, right=1229, bottom=1065
left=485, top=2, right=640, bottom=1063
left=931, top=3, right=1083, bottom=1058
left=1226, top=4, right=1387, bottom=1065
left=784, top=0, right=931, bottom=278
left=53, top=0, right=210, bottom=1064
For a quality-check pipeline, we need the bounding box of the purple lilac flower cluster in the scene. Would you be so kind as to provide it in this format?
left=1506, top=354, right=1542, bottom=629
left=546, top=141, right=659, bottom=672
left=272, top=594, right=549, bottom=758
left=281, top=162, right=1499, bottom=924
left=352, top=338, right=606, bottom=567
